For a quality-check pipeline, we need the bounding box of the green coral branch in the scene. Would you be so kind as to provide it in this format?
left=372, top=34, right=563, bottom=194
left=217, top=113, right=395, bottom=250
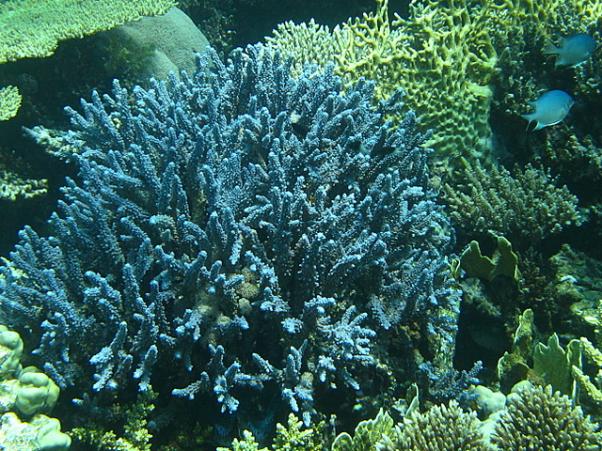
left=0, top=169, right=47, bottom=201
left=0, top=85, right=21, bottom=121
left=218, top=414, right=323, bottom=451
left=443, top=159, right=582, bottom=244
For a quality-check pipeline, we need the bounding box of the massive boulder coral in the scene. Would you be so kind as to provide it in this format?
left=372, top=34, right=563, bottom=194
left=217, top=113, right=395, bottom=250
left=0, top=45, right=458, bottom=435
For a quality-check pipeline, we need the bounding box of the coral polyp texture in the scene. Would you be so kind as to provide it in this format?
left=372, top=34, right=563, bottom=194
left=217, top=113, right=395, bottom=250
left=0, top=85, right=21, bottom=121
left=443, top=159, right=582, bottom=245
left=491, top=384, right=602, bottom=450
left=0, top=45, right=457, bottom=434
left=398, top=401, right=485, bottom=451
left=0, top=0, right=176, bottom=64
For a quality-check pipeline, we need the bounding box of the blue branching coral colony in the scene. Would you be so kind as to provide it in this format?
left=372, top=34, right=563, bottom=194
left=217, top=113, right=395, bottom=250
left=0, top=46, right=459, bottom=435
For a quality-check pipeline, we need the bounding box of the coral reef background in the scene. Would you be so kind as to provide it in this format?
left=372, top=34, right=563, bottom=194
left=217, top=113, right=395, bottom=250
left=1, top=0, right=602, bottom=449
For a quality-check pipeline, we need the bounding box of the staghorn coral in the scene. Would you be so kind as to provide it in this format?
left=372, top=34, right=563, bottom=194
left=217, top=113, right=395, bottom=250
left=0, top=45, right=458, bottom=439
left=0, top=85, right=20, bottom=121
left=443, top=159, right=582, bottom=245
left=398, top=401, right=485, bottom=451
left=491, top=384, right=601, bottom=450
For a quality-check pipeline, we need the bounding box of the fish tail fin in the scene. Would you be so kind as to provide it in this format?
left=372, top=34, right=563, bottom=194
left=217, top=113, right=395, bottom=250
left=521, top=113, right=536, bottom=131
left=532, top=122, right=545, bottom=131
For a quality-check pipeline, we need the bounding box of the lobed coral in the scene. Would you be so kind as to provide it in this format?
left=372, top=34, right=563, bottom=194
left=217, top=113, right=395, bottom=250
left=0, top=325, right=70, bottom=451
left=0, top=45, right=458, bottom=438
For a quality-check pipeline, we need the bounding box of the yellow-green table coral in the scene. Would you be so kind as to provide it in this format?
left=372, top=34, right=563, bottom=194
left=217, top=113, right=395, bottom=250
left=0, top=85, right=21, bottom=120
left=0, top=0, right=176, bottom=64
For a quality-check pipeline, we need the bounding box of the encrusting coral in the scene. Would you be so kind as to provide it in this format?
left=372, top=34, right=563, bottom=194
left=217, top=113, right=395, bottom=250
left=0, top=44, right=459, bottom=440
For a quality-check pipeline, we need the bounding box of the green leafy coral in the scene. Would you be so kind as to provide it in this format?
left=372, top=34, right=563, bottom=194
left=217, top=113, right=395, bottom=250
left=455, top=234, right=520, bottom=283
left=496, top=308, right=602, bottom=417
left=331, top=409, right=400, bottom=450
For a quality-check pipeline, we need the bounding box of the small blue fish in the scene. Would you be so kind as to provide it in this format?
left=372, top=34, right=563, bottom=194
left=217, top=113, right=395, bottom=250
left=522, top=90, right=574, bottom=131
left=544, top=33, right=596, bottom=67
